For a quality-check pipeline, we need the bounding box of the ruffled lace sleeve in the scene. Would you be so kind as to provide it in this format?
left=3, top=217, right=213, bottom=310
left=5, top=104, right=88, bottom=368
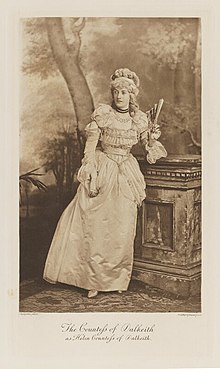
left=133, top=110, right=167, bottom=164
left=145, top=141, right=167, bottom=164
left=91, top=104, right=112, bottom=128
left=132, top=110, right=150, bottom=135
left=84, top=120, right=101, bottom=145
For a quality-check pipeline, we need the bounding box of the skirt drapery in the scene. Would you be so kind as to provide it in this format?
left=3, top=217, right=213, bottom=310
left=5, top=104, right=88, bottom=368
left=43, top=150, right=146, bottom=291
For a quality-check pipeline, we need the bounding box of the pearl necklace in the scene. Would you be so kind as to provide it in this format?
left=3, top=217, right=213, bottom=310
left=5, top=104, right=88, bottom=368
left=113, top=110, right=131, bottom=123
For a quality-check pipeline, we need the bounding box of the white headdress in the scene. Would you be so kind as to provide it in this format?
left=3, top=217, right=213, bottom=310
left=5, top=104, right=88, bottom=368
left=110, top=68, right=140, bottom=96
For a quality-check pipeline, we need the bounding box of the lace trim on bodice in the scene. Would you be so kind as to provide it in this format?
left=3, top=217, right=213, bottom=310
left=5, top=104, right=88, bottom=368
left=91, top=104, right=149, bottom=134
left=100, top=126, right=139, bottom=149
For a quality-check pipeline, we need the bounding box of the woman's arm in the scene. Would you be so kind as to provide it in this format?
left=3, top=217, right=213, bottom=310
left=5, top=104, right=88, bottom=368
left=77, top=121, right=101, bottom=197
left=140, top=121, right=167, bottom=164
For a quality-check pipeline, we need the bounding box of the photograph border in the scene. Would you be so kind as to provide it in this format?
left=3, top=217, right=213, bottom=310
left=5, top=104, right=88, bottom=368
left=1, top=0, right=220, bottom=368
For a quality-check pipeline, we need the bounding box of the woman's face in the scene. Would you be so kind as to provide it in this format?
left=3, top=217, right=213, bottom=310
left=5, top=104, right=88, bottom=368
left=112, top=88, right=130, bottom=110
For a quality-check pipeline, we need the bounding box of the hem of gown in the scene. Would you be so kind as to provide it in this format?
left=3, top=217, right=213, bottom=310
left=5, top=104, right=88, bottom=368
left=43, top=276, right=57, bottom=284
left=43, top=276, right=130, bottom=292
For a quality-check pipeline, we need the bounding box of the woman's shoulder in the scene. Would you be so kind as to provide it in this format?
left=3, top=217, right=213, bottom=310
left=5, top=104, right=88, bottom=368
left=91, top=104, right=113, bottom=128
left=132, top=109, right=149, bottom=133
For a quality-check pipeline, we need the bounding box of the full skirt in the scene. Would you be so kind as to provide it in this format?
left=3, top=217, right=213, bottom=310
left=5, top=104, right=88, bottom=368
left=43, top=150, right=146, bottom=291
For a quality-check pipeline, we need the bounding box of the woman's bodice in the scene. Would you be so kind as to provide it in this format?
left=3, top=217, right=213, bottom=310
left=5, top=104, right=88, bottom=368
left=88, top=104, right=148, bottom=160
left=83, top=104, right=167, bottom=165
left=100, top=126, right=139, bottom=154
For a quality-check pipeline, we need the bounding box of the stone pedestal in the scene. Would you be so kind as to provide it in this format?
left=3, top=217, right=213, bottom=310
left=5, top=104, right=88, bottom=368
left=133, top=154, right=201, bottom=297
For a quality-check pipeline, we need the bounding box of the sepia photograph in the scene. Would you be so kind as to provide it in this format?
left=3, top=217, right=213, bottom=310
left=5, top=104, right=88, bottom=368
left=2, top=0, right=220, bottom=367
left=19, top=17, right=202, bottom=313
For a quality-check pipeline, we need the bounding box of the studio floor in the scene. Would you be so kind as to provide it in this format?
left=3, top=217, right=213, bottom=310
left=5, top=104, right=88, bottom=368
left=19, top=278, right=201, bottom=313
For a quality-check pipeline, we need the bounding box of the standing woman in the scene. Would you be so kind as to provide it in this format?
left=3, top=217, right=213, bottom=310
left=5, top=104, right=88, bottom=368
left=43, top=68, right=167, bottom=298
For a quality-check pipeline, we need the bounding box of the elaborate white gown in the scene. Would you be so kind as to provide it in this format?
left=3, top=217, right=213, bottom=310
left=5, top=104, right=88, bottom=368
left=43, top=104, right=166, bottom=291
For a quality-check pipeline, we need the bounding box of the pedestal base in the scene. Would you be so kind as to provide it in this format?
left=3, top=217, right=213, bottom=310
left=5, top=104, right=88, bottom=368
left=133, top=260, right=201, bottom=298
left=134, top=155, right=202, bottom=299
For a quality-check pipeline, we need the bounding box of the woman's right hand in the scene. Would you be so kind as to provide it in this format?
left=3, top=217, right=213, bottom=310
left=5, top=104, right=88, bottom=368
left=88, top=170, right=99, bottom=197
left=88, top=189, right=99, bottom=198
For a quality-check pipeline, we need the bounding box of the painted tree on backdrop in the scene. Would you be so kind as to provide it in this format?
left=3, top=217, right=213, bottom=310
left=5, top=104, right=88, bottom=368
left=22, top=17, right=201, bottom=163
left=22, top=17, right=95, bottom=205
left=23, top=17, right=94, bottom=155
left=20, top=77, right=80, bottom=206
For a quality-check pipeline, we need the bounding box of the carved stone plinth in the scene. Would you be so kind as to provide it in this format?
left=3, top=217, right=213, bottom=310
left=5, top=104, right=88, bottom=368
left=133, top=154, right=201, bottom=298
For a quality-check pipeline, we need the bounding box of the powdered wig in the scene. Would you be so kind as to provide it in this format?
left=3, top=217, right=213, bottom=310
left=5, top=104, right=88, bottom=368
left=110, top=68, right=140, bottom=116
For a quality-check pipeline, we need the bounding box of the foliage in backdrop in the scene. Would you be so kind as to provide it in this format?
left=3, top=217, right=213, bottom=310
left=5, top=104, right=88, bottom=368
left=20, top=17, right=201, bottom=204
